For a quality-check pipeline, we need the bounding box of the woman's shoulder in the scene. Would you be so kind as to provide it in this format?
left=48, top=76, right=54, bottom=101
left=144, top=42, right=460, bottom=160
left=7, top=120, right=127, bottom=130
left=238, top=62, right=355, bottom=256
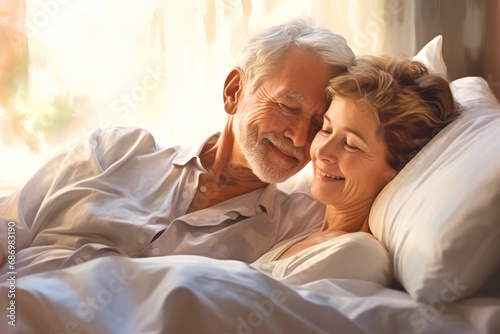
left=302, top=231, right=389, bottom=265
left=267, top=232, right=393, bottom=286
left=334, top=231, right=387, bottom=251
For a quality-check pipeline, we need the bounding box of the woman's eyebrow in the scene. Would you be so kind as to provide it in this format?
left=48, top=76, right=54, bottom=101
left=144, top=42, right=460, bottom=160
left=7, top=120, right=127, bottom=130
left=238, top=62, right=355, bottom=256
left=323, top=114, right=369, bottom=144
left=344, top=127, right=368, bottom=145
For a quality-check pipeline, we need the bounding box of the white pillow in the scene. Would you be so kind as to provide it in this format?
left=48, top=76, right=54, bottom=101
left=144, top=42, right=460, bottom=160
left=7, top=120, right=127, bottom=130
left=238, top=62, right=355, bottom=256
left=412, top=35, right=447, bottom=75
left=370, top=75, right=500, bottom=302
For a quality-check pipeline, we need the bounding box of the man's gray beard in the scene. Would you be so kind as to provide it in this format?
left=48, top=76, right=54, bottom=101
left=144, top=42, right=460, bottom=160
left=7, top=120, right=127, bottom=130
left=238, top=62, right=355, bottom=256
left=234, top=123, right=304, bottom=183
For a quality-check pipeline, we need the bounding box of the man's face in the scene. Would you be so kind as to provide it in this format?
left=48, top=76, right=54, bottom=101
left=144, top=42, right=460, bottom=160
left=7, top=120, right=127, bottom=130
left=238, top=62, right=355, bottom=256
left=233, top=46, right=338, bottom=183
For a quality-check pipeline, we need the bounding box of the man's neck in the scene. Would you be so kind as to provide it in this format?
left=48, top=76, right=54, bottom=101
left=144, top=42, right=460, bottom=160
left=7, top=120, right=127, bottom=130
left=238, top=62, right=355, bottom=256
left=187, top=126, right=267, bottom=213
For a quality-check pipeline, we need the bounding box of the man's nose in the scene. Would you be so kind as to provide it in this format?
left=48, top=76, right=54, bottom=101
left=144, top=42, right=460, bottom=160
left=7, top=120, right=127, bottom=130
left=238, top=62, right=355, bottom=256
left=284, top=117, right=311, bottom=147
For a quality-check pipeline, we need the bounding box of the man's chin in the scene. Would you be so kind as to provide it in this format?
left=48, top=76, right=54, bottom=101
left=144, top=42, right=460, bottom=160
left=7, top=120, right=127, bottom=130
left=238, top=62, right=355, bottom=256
left=252, top=165, right=300, bottom=184
left=243, top=147, right=306, bottom=183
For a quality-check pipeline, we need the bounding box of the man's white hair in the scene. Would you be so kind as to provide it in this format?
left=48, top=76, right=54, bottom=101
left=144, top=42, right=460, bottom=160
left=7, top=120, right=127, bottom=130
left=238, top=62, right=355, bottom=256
left=236, top=17, right=355, bottom=91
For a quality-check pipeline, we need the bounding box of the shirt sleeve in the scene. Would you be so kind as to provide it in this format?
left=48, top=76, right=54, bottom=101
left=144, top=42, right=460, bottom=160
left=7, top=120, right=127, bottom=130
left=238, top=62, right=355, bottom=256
left=0, top=149, right=68, bottom=254
left=0, top=126, right=154, bottom=254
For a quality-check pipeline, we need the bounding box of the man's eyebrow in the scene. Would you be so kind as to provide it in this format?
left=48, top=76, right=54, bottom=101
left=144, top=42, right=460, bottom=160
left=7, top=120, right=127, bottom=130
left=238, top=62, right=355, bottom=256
left=285, top=91, right=307, bottom=103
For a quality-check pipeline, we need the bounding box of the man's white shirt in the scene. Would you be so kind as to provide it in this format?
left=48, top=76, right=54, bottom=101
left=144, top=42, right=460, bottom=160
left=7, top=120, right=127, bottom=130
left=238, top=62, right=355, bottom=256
left=0, top=127, right=324, bottom=277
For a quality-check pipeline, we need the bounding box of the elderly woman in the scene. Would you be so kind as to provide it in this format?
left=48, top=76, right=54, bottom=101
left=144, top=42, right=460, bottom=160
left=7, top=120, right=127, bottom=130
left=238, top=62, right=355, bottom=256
left=251, top=55, right=461, bottom=286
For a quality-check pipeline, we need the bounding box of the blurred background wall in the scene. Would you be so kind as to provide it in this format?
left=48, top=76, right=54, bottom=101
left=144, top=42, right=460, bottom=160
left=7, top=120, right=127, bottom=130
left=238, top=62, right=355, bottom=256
left=0, top=0, right=498, bottom=190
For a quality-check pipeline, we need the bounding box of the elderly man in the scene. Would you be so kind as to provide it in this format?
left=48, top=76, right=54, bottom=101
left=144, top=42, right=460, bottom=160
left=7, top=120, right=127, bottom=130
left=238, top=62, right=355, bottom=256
left=0, top=18, right=354, bottom=273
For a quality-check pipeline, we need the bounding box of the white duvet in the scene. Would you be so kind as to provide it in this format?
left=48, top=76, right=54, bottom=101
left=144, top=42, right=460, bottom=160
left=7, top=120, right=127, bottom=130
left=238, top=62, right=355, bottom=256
left=1, top=254, right=500, bottom=334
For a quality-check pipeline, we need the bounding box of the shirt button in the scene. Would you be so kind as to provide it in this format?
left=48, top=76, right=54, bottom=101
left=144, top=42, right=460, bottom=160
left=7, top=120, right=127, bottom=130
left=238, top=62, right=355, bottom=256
left=200, top=186, right=207, bottom=193
left=182, top=191, right=189, bottom=198
left=152, top=248, right=160, bottom=255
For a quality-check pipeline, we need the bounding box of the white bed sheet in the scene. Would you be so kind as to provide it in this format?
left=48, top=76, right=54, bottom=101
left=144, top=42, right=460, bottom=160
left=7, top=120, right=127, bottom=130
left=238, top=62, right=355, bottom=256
left=1, top=255, right=499, bottom=334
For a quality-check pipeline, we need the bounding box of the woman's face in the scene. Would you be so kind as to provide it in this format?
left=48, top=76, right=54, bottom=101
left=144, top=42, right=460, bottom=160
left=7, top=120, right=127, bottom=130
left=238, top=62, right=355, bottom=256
left=310, top=96, right=397, bottom=208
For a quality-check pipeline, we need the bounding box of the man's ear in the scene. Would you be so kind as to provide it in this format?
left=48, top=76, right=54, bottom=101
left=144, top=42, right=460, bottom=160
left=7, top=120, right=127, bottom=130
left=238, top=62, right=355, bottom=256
left=223, top=68, right=243, bottom=115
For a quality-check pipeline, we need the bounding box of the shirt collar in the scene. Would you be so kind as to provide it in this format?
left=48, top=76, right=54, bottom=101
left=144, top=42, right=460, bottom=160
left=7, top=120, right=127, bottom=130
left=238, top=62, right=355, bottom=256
left=255, top=183, right=279, bottom=217
left=210, top=183, right=279, bottom=218
left=171, top=132, right=281, bottom=217
left=172, top=132, right=220, bottom=167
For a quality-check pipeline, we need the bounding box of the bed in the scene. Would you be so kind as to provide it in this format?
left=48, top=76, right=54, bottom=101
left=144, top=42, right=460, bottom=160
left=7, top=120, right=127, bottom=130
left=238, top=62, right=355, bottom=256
left=1, top=32, right=500, bottom=334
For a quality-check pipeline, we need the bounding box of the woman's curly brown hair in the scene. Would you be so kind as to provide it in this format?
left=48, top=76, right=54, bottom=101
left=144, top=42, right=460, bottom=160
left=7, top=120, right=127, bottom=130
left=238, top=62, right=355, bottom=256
left=327, top=55, right=462, bottom=171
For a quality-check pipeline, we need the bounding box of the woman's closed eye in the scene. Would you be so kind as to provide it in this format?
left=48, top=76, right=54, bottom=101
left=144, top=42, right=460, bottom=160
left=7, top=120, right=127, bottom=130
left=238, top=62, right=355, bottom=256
left=317, top=126, right=361, bottom=151
left=343, top=140, right=359, bottom=151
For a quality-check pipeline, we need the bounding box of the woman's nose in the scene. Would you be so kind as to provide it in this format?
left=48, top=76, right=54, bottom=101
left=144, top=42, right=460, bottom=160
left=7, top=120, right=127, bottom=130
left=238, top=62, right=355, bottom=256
left=314, top=134, right=339, bottom=163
